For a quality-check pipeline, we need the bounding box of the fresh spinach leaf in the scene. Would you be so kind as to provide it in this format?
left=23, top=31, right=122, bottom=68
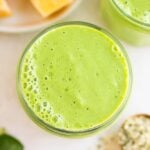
left=0, top=134, right=24, bottom=150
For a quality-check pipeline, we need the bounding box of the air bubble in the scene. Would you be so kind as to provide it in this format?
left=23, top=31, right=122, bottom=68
left=34, top=78, right=37, bottom=81
left=28, top=85, right=33, bottom=91
left=65, top=88, right=69, bottom=92
left=45, top=115, right=48, bottom=118
left=31, top=66, right=34, bottom=70
left=43, top=101, right=48, bottom=107
left=23, top=73, right=27, bottom=78
left=44, top=76, right=48, bottom=80
left=29, top=71, right=32, bottom=75
left=58, top=115, right=61, bottom=118
left=47, top=110, right=51, bottom=114
left=34, top=89, right=37, bottom=94
left=68, top=77, right=72, bottom=81
left=124, top=1, right=128, bottom=4
left=80, top=54, right=83, bottom=58
left=41, top=115, right=45, bottom=119
left=134, top=8, right=137, bottom=12
left=112, top=45, right=118, bottom=52
left=24, top=65, right=28, bottom=72
left=52, top=116, right=58, bottom=123
left=23, top=83, right=27, bottom=89
left=50, top=65, right=53, bottom=69
left=47, top=108, right=52, bottom=114
left=118, top=53, right=122, bottom=57
left=33, top=54, right=37, bottom=59
left=26, top=93, right=29, bottom=97
left=96, top=72, right=99, bottom=77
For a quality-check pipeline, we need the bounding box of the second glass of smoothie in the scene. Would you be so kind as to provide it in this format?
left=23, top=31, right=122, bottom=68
left=17, top=22, right=132, bottom=137
left=100, top=0, right=150, bottom=46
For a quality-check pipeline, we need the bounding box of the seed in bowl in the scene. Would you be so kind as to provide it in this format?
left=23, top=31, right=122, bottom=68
left=118, top=115, right=150, bottom=150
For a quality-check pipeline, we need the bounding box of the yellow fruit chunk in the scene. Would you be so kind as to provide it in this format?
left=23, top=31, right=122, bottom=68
left=0, top=0, right=12, bottom=18
left=30, top=0, right=73, bottom=17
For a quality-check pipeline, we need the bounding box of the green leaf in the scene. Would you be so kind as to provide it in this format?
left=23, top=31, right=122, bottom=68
left=0, top=128, right=5, bottom=135
left=0, top=134, right=24, bottom=150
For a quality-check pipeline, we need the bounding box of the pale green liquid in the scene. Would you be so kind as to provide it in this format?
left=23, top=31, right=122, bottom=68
left=114, top=0, right=150, bottom=24
left=20, top=24, right=129, bottom=131
left=100, top=0, right=150, bottom=45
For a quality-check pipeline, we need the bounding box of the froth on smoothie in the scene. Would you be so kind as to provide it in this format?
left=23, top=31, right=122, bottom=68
left=18, top=23, right=130, bottom=132
left=113, top=0, right=150, bottom=24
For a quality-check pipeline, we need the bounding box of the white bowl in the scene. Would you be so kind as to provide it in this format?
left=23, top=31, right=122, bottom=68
left=0, top=0, right=81, bottom=33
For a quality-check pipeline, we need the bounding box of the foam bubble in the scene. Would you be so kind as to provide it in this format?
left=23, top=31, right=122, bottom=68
left=44, top=76, right=48, bottom=80
left=24, top=65, right=28, bottom=72
left=64, top=88, right=69, bottom=92
left=43, top=101, right=48, bottom=107
left=27, top=85, right=33, bottom=91
left=68, top=77, right=72, bottom=81
left=23, top=73, right=27, bottom=78
left=23, top=83, right=27, bottom=89
left=52, top=116, right=58, bottom=123
left=96, top=72, right=99, bottom=77
left=112, top=45, right=118, bottom=52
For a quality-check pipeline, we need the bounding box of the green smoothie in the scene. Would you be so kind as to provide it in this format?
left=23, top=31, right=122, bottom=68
left=100, top=0, right=150, bottom=45
left=114, top=0, right=150, bottom=24
left=18, top=23, right=130, bottom=134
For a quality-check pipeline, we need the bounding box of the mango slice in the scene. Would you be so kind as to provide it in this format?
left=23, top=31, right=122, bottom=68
left=0, top=0, right=12, bottom=18
left=30, top=0, right=73, bottom=17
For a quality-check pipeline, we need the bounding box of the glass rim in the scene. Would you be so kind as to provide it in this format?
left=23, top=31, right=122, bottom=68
left=17, top=21, right=133, bottom=136
left=112, top=0, right=150, bottom=28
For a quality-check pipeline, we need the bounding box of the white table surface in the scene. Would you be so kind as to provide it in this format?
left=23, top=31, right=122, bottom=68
left=0, top=0, right=150, bottom=149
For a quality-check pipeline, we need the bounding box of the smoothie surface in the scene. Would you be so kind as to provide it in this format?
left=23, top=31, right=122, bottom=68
left=19, top=24, right=129, bottom=131
left=113, top=0, right=150, bottom=24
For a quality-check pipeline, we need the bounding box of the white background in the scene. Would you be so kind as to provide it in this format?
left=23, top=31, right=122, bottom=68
left=0, top=0, right=150, bottom=149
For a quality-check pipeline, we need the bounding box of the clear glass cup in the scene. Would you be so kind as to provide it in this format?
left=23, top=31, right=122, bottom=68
left=17, top=22, right=132, bottom=137
left=100, top=0, right=150, bottom=46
